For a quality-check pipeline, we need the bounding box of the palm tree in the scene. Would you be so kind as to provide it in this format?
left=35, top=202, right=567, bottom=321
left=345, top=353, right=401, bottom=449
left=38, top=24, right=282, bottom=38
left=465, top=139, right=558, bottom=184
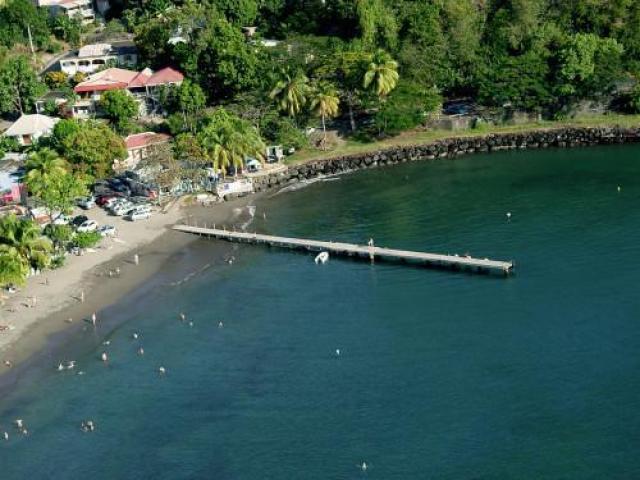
left=269, top=71, right=310, bottom=119
left=0, top=215, right=53, bottom=272
left=25, top=148, right=69, bottom=183
left=310, top=82, right=340, bottom=149
left=363, top=49, right=399, bottom=98
left=0, top=245, right=29, bottom=287
left=198, top=109, right=266, bottom=176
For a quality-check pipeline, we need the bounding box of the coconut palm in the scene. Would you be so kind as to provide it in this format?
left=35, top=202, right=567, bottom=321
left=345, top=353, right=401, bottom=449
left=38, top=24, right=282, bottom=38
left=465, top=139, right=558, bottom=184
left=25, top=148, right=69, bottom=183
left=310, top=82, right=340, bottom=149
left=0, top=215, right=53, bottom=272
left=0, top=245, right=29, bottom=287
left=363, top=49, right=399, bottom=98
left=269, top=71, right=310, bottom=118
left=198, top=109, right=266, bottom=176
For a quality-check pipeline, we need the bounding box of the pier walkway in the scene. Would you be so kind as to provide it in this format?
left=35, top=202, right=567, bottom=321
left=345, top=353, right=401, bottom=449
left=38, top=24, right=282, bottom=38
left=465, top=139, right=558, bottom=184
left=173, top=225, right=514, bottom=275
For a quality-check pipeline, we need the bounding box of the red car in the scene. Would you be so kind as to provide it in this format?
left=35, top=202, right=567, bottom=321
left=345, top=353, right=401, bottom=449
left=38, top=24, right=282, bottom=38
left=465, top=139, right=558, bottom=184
left=96, top=194, right=123, bottom=206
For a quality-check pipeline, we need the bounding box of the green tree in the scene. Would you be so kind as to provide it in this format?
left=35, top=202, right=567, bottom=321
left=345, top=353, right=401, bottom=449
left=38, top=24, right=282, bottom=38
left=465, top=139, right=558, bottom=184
left=197, top=108, right=265, bottom=175
left=43, top=223, right=74, bottom=253
left=56, top=120, right=126, bottom=178
left=363, top=49, right=399, bottom=97
left=174, top=80, right=206, bottom=132
left=0, top=55, right=46, bottom=114
left=556, top=33, right=624, bottom=99
left=309, top=81, right=340, bottom=148
left=44, top=71, right=70, bottom=89
left=25, top=149, right=89, bottom=221
left=270, top=71, right=310, bottom=118
left=49, top=12, right=83, bottom=47
left=210, top=0, right=258, bottom=26
left=0, top=0, right=50, bottom=49
left=355, top=0, right=398, bottom=50
left=375, top=81, right=442, bottom=134
left=0, top=245, right=29, bottom=287
left=0, top=215, right=53, bottom=272
left=99, top=90, right=139, bottom=131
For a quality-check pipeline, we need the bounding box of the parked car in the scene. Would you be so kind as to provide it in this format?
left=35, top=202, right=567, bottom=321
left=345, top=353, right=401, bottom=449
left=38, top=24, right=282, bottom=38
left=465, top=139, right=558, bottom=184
left=97, top=194, right=123, bottom=207
left=125, top=208, right=152, bottom=221
left=77, top=196, right=96, bottom=210
left=98, top=225, right=117, bottom=237
left=110, top=202, right=135, bottom=216
left=52, top=214, right=71, bottom=225
left=71, top=215, right=89, bottom=227
left=77, top=220, right=98, bottom=232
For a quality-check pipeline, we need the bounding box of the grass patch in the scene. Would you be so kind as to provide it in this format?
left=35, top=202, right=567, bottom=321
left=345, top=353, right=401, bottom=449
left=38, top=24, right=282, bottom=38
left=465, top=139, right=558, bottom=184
left=285, top=113, right=640, bottom=166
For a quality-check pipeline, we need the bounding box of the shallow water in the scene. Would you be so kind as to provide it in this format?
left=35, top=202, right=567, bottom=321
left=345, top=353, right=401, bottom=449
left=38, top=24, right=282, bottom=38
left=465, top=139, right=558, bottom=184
left=1, top=145, right=640, bottom=479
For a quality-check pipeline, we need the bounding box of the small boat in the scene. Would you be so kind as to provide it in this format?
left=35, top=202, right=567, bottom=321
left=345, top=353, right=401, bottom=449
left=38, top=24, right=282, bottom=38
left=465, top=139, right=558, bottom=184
left=66, top=361, right=76, bottom=370
left=315, top=251, right=329, bottom=264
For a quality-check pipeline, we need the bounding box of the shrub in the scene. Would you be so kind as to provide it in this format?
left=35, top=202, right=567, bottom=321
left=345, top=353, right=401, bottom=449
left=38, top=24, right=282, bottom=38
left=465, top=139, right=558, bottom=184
left=262, top=116, right=308, bottom=150
left=44, top=71, right=69, bottom=89
left=72, top=231, right=101, bottom=249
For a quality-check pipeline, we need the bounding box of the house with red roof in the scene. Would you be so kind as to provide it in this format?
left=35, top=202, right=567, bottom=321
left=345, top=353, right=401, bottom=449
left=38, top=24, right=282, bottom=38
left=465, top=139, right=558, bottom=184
left=115, top=132, right=172, bottom=172
left=72, top=67, right=184, bottom=118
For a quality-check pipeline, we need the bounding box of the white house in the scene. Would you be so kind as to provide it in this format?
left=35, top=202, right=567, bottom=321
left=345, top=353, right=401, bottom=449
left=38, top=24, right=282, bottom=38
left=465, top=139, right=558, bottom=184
left=37, top=0, right=96, bottom=24
left=59, top=42, right=138, bottom=76
left=3, top=114, right=59, bottom=146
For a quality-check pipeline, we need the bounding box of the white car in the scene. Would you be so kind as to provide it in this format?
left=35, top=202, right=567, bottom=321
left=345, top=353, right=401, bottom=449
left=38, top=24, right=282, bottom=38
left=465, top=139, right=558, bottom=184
left=77, top=196, right=96, bottom=210
left=111, top=203, right=134, bottom=216
left=125, top=209, right=152, bottom=221
left=98, top=225, right=117, bottom=237
left=77, top=220, right=98, bottom=232
left=52, top=214, right=71, bottom=225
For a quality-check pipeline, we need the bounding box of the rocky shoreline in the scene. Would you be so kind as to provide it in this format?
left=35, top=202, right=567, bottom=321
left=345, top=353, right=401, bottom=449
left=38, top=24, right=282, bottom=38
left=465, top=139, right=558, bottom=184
left=252, top=126, right=640, bottom=192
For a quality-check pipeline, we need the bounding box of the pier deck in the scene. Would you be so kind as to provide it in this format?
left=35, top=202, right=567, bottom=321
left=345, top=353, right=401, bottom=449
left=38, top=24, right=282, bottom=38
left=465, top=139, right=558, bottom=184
left=173, top=225, right=514, bottom=275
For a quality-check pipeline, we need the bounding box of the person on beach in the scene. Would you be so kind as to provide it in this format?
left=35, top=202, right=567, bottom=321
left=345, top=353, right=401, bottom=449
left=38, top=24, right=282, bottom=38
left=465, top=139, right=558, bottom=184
left=134, top=254, right=139, bottom=265
left=80, top=290, right=85, bottom=303
left=91, top=312, right=97, bottom=326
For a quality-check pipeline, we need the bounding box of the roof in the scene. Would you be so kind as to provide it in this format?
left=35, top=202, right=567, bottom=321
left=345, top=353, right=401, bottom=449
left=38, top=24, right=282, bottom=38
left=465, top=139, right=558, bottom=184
left=124, top=132, right=171, bottom=150
left=78, top=43, right=112, bottom=58
left=146, top=67, right=184, bottom=86
left=74, top=67, right=183, bottom=93
left=74, top=68, right=139, bottom=93
left=4, top=115, right=59, bottom=137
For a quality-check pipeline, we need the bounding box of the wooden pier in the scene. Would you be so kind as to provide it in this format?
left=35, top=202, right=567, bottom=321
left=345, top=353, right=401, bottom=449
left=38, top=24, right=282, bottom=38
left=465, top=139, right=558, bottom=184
left=172, top=225, right=514, bottom=275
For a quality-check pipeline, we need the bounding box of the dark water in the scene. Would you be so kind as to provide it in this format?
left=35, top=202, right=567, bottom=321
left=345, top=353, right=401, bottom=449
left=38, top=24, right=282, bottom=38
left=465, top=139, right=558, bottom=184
left=1, top=145, right=640, bottom=479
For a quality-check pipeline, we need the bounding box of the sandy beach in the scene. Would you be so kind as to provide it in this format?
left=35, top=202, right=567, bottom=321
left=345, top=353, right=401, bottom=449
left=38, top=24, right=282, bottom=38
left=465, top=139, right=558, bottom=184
left=0, top=195, right=259, bottom=373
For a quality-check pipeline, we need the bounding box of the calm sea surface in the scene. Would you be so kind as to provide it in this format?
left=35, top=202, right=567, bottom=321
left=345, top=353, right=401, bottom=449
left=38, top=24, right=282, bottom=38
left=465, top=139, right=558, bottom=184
left=1, top=145, right=640, bottom=479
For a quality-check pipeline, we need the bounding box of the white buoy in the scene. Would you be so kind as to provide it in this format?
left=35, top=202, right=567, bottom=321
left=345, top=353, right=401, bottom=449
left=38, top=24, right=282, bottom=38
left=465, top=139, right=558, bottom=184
left=506, top=212, right=512, bottom=220
left=361, top=462, right=368, bottom=471
left=138, top=347, right=145, bottom=356
left=158, top=366, right=166, bottom=375
left=618, top=185, right=622, bottom=192
left=101, top=352, right=108, bottom=363
left=188, top=321, right=194, bottom=327
left=132, top=333, right=139, bottom=339
left=335, top=349, right=341, bottom=356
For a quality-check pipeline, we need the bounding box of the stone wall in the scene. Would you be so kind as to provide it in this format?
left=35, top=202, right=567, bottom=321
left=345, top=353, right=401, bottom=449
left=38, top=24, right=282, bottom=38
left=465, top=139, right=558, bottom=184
left=251, top=126, right=640, bottom=193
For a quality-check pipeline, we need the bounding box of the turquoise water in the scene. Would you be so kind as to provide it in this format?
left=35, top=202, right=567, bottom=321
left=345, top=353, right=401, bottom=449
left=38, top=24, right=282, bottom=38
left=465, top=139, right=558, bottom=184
left=2, top=145, right=640, bottom=479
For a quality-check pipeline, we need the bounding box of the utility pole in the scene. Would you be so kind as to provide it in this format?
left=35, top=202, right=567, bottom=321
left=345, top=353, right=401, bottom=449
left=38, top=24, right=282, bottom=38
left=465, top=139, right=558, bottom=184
left=27, top=24, right=36, bottom=64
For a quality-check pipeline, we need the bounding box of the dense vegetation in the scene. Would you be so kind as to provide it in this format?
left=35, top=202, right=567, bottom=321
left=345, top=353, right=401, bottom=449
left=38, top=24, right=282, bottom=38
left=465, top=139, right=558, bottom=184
left=2, top=0, right=640, bottom=288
